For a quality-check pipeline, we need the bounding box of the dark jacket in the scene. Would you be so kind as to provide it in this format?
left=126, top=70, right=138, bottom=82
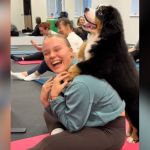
left=29, top=25, right=42, bottom=36
left=74, top=27, right=88, bottom=41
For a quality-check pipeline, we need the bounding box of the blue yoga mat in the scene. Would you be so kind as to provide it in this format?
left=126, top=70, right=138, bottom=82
left=11, top=50, right=38, bottom=55
left=11, top=46, right=18, bottom=49
left=34, top=77, right=50, bottom=85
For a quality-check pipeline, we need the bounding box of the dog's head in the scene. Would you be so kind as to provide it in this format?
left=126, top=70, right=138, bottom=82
left=84, top=5, right=124, bottom=39
left=83, top=8, right=97, bottom=34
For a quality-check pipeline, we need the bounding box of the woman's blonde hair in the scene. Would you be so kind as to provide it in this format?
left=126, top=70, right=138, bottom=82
left=44, top=34, right=72, bottom=48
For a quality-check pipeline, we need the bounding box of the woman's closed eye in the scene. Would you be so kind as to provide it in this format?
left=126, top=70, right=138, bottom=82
left=53, top=46, right=62, bottom=52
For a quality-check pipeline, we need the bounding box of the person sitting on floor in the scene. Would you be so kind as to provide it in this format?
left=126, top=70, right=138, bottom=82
left=74, top=16, right=88, bottom=41
left=11, top=22, right=56, bottom=62
left=11, top=24, right=19, bottom=36
left=28, top=34, right=126, bottom=150
left=128, top=40, right=139, bottom=62
left=29, top=16, right=42, bottom=36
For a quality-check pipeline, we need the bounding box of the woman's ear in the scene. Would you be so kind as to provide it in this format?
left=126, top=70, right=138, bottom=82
left=69, top=48, right=73, bottom=52
left=69, top=48, right=74, bottom=57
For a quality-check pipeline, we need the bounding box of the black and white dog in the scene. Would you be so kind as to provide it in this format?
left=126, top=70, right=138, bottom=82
left=69, top=5, right=139, bottom=140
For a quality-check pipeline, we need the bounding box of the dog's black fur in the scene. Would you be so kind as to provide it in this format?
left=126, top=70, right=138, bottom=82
left=77, top=6, right=139, bottom=132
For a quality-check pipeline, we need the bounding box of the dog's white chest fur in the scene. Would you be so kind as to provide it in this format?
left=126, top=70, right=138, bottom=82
left=84, top=33, right=100, bottom=60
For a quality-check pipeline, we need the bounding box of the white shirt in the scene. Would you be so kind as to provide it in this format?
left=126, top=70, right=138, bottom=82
left=49, top=30, right=57, bottom=35
left=67, top=32, right=83, bottom=53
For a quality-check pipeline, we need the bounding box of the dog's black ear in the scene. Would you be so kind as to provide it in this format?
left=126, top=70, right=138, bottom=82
left=96, top=5, right=124, bottom=39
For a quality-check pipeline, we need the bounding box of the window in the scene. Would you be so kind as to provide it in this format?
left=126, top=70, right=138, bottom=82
left=82, top=0, right=91, bottom=13
left=130, top=0, right=139, bottom=16
left=74, top=0, right=91, bottom=17
left=47, top=0, right=63, bottom=18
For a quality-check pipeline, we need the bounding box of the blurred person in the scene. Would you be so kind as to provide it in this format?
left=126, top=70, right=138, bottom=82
left=0, top=1, right=11, bottom=149
left=58, top=11, right=68, bottom=19
left=11, top=24, right=19, bottom=36
left=11, top=22, right=56, bottom=62
left=29, top=16, right=42, bottom=36
left=74, top=16, right=88, bottom=41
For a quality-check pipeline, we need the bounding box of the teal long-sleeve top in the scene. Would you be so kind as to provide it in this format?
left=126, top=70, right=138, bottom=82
left=50, top=75, right=125, bottom=132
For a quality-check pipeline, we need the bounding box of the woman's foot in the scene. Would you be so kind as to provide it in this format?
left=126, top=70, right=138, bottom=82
left=11, top=71, right=26, bottom=80
left=24, top=72, right=40, bottom=81
left=11, top=55, right=22, bottom=61
left=51, top=128, right=64, bottom=135
left=11, top=71, right=28, bottom=80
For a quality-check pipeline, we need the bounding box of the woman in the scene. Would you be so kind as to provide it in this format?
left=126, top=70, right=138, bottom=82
left=74, top=16, right=88, bottom=41
left=29, top=34, right=126, bottom=150
left=29, top=16, right=42, bottom=36
left=128, top=40, right=139, bottom=62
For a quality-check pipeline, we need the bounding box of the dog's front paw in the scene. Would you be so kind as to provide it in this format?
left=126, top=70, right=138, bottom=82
left=68, top=65, right=81, bottom=81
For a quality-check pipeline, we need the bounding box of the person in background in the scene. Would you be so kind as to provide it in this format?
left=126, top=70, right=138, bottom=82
left=29, top=34, right=126, bottom=150
left=49, top=13, right=54, bottom=18
left=74, top=16, right=88, bottom=41
left=11, top=22, right=55, bottom=62
left=128, top=40, right=139, bottom=62
left=55, top=18, right=83, bottom=55
left=29, top=16, right=42, bottom=36
left=58, top=11, right=68, bottom=19
left=11, top=24, right=19, bottom=36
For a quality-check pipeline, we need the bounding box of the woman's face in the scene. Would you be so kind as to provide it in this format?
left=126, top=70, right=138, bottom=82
left=57, top=22, right=69, bottom=37
left=78, top=17, right=85, bottom=26
left=43, top=37, right=73, bottom=74
left=39, top=27, right=48, bottom=36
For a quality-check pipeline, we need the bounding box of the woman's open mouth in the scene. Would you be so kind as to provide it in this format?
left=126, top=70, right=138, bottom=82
left=51, top=60, right=63, bottom=67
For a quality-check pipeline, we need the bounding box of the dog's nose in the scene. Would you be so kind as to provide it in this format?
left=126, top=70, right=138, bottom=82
left=84, top=8, right=89, bottom=13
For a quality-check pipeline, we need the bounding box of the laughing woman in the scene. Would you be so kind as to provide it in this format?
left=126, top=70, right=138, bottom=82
left=29, top=34, right=126, bottom=150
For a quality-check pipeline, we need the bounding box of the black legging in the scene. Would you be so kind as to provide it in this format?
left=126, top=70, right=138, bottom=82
left=27, top=60, right=50, bottom=75
left=29, top=109, right=126, bottom=150
left=24, top=52, right=44, bottom=61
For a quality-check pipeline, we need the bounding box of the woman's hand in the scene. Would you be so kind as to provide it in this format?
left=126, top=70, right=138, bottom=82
left=40, top=78, right=54, bottom=107
left=50, top=72, right=70, bottom=100
left=31, top=40, right=42, bottom=51
left=31, top=40, right=38, bottom=47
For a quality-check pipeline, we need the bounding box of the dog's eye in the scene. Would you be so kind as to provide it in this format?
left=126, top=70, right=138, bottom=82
left=98, top=11, right=103, bottom=16
left=96, top=6, right=104, bottom=16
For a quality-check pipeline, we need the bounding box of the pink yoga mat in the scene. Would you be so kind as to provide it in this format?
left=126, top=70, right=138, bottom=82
left=16, top=60, right=42, bottom=65
left=11, top=134, right=49, bottom=150
left=11, top=133, right=139, bottom=150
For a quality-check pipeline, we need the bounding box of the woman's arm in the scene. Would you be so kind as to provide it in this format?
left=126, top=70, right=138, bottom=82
left=50, top=80, right=92, bottom=132
left=31, top=40, right=42, bottom=51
